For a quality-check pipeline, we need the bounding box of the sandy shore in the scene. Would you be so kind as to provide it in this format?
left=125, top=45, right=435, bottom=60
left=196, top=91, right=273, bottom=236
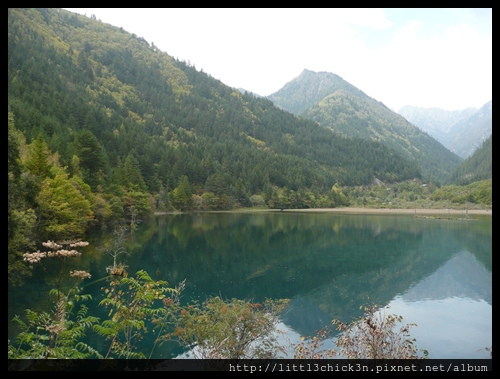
left=156, top=207, right=491, bottom=216
left=279, top=207, right=492, bottom=215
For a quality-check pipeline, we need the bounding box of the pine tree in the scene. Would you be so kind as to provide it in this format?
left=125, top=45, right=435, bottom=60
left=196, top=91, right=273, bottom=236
left=172, top=175, right=193, bottom=211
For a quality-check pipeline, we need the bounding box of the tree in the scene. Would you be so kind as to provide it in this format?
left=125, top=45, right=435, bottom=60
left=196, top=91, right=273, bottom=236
left=171, top=297, right=289, bottom=361
left=117, top=154, right=147, bottom=192
left=37, top=169, right=94, bottom=239
left=104, top=225, right=130, bottom=277
left=94, top=270, right=180, bottom=359
left=72, top=129, right=105, bottom=190
left=25, top=134, right=53, bottom=180
left=172, top=175, right=193, bottom=211
left=9, top=115, right=38, bottom=285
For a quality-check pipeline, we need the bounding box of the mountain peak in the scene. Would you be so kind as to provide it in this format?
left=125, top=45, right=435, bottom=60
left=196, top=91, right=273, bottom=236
left=267, top=69, right=463, bottom=182
left=268, top=69, right=364, bottom=115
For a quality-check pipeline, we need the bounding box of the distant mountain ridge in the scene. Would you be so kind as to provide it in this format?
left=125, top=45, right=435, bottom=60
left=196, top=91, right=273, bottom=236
left=398, top=101, right=492, bottom=159
left=446, top=134, right=492, bottom=185
left=268, top=69, right=462, bottom=183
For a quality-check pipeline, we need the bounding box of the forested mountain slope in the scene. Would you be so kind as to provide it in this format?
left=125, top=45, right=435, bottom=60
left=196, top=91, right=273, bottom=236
left=268, top=69, right=462, bottom=183
left=8, top=7, right=421, bottom=200
left=446, top=134, right=492, bottom=186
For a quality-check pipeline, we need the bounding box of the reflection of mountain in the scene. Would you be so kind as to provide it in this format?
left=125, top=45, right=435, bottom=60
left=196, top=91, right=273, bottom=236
left=401, top=250, right=492, bottom=304
left=283, top=246, right=492, bottom=337
left=128, top=213, right=491, bottom=339
left=278, top=223, right=491, bottom=337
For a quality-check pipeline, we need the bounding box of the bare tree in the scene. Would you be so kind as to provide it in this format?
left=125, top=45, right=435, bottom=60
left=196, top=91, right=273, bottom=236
left=105, top=226, right=129, bottom=276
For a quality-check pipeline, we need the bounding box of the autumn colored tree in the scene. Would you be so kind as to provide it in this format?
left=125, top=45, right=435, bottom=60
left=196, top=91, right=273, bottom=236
left=37, top=169, right=94, bottom=240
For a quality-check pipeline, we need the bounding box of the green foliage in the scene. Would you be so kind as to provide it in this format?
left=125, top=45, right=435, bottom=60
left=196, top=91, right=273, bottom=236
left=250, top=194, right=267, bottom=208
left=270, top=69, right=461, bottom=183
left=172, top=175, right=193, bottom=211
left=8, top=209, right=36, bottom=286
left=9, top=301, right=101, bottom=359
left=8, top=112, right=22, bottom=183
left=122, top=190, right=152, bottom=220
left=116, top=154, right=148, bottom=192
left=95, top=270, right=179, bottom=359
left=9, top=113, right=37, bottom=285
left=37, top=169, right=94, bottom=239
left=447, top=135, right=492, bottom=186
left=430, top=179, right=492, bottom=206
left=8, top=7, right=426, bottom=217
left=171, top=296, right=289, bottom=359
left=345, top=178, right=491, bottom=209
left=8, top=240, right=100, bottom=359
left=200, top=191, right=218, bottom=210
left=25, top=134, right=53, bottom=180
left=72, top=129, right=106, bottom=190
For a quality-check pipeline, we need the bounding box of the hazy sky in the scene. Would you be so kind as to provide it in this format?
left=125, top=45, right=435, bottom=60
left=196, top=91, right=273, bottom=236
left=64, top=8, right=491, bottom=112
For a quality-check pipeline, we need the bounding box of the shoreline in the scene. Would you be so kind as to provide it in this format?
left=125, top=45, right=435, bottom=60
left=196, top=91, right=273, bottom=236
left=279, top=207, right=492, bottom=215
left=155, top=207, right=492, bottom=216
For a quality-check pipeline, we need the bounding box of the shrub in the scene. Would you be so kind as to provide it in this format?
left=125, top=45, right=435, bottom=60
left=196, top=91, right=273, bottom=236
left=333, top=302, right=428, bottom=359
left=170, top=296, right=289, bottom=360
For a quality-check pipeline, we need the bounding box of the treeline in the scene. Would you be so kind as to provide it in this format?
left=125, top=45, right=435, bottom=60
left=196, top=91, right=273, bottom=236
left=8, top=9, right=422, bottom=208
left=347, top=178, right=492, bottom=209
left=446, top=135, right=492, bottom=186
left=8, top=9, right=491, bottom=285
left=268, top=69, right=463, bottom=183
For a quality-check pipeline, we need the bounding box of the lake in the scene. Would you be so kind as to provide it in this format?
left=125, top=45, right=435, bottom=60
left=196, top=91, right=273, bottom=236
left=8, top=212, right=492, bottom=359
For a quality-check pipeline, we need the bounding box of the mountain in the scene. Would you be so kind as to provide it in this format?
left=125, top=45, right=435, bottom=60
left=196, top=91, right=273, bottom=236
left=445, top=101, right=492, bottom=159
left=8, top=8, right=422, bottom=208
left=267, top=69, right=366, bottom=116
left=446, top=134, right=492, bottom=186
left=398, top=101, right=492, bottom=159
left=237, top=88, right=263, bottom=97
left=397, top=105, right=478, bottom=147
left=268, top=69, right=462, bottom=183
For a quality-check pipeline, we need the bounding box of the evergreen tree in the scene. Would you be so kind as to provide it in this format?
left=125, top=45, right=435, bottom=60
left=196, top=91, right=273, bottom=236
left=121, top=153, right=148, bottom=192
left=172, top=175, right=193, bottom=211
left=25, top=134, right=53, bottom=180
left=73, top=129, right=106, bottom=190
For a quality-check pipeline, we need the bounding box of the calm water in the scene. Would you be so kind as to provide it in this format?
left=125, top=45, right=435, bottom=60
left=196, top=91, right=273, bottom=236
left=9, top=212, right=492, bottom=359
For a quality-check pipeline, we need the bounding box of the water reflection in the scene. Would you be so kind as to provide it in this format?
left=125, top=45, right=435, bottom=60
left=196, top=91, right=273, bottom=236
left=9, top=212, right=491, bottom=359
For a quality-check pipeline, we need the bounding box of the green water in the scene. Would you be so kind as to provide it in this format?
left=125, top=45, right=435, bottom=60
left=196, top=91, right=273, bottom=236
left=9, top=212, right=492, bottom=359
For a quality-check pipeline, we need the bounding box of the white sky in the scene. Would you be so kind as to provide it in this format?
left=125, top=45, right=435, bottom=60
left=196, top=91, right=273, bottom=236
left=64, top=8, right=491, bottom=112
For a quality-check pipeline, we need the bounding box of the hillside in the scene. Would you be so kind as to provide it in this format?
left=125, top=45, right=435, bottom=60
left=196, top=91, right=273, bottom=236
left=398, top=101, right=492, bottom=159
left=268, top=69, right=463, bottom=183
left=8, top=8, right=421, bottom=210
left=445, top=101, right=492, bottom=159
left=446, top=134, right=492, bottom=186
left=397, top=105, right=478, bottom=147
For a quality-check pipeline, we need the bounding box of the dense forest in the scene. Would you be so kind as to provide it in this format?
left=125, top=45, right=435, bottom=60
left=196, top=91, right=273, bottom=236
left=268, top=69, right=463, bottom=182
left=7, top=8, right=492, bottom=363
left=7, top=8, right=421, bottom=215
left=446, top=134, right=492, bottom=186
left=8, top=8, right=491, bottom=285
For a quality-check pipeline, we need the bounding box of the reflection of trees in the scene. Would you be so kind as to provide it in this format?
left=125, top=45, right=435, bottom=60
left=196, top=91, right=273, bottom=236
left=123, top=214, right=490, bottom=338
left=136, top=214, right=431, bottom=298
